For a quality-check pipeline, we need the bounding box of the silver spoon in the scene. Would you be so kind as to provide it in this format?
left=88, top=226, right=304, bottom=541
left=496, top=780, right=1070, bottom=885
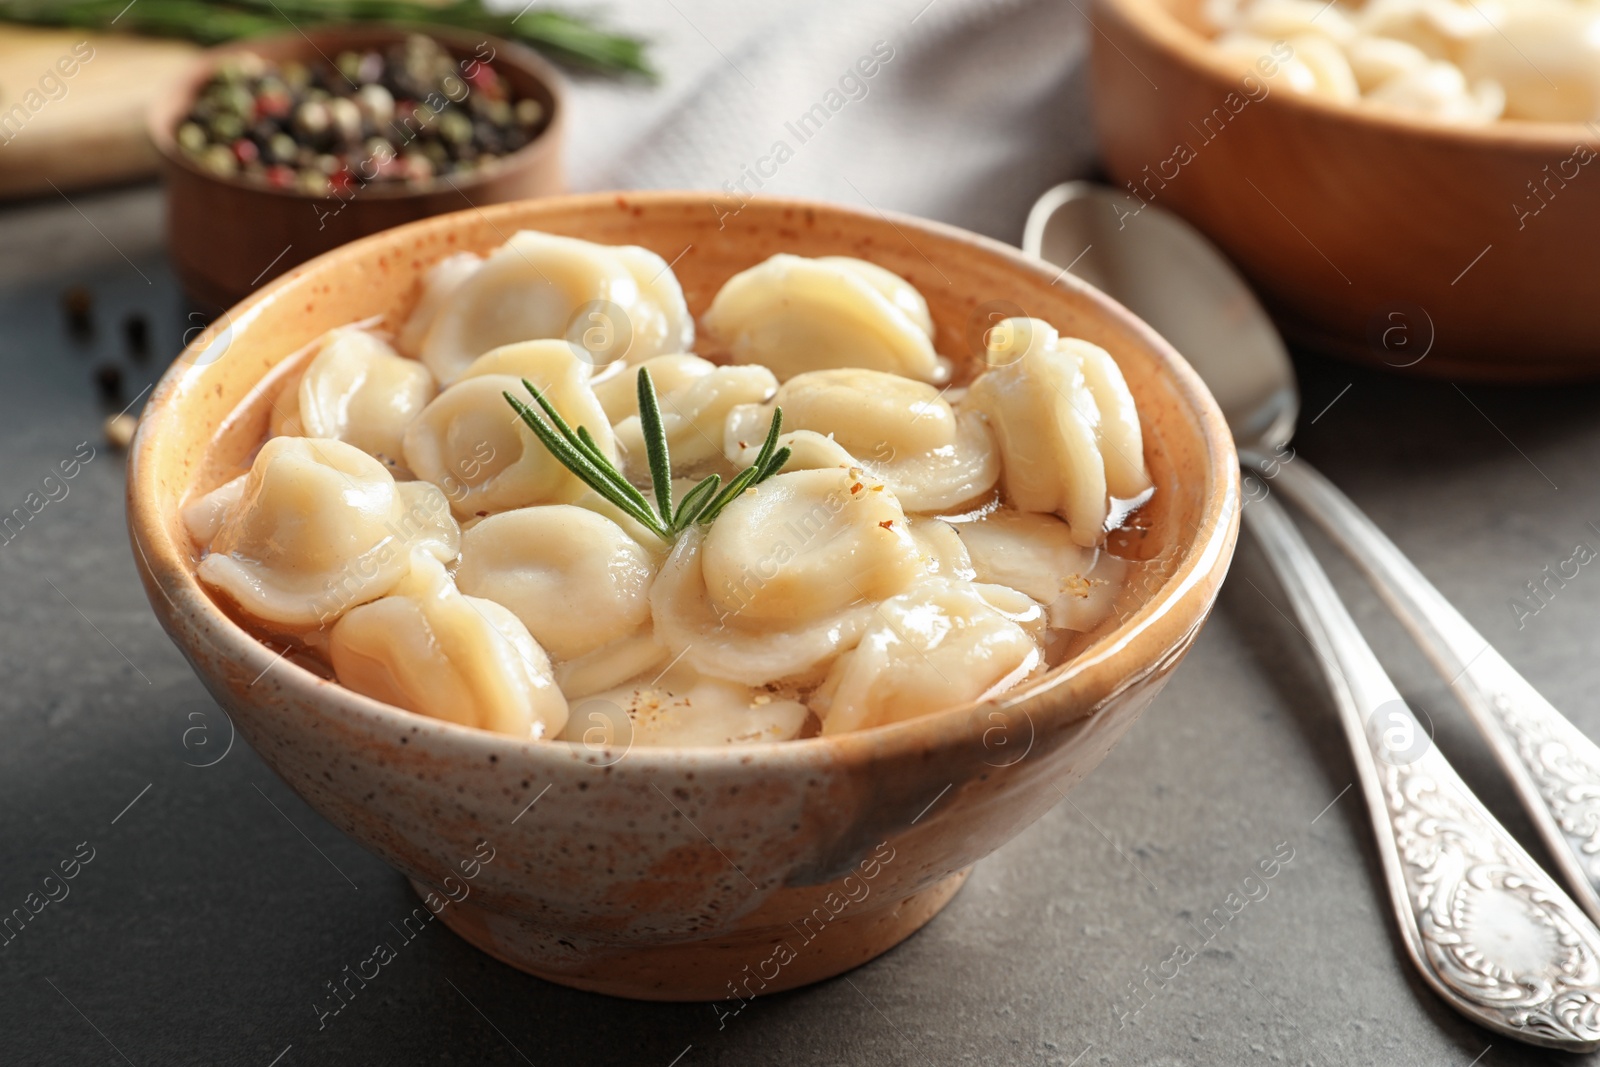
left=1025, top=181, right=1600, bottom=1050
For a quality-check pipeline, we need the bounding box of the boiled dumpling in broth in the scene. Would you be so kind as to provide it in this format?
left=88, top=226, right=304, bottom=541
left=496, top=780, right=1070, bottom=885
left=954, top=509, right=1128, bottom=633
left=651, top=467, right=929, bottom=686
left=610, top=243, right=698, bottom=357
left=329, top=552, right=567, bottom=738
left=817, top=255, right=935, bottom=337
left=906, top=516, right=977, bottom=579
left=702, top=254, right=949, bottom=384
left=592, top=353, right=714, bottom=423
left=966, top=317, right=1149, bottom=546
left=815, top=579, right=1043, bottom=735
left=1072, top=336, right=1149, bottom=500
left=700, top=467, right=925, bottom=623
left=181, top=472, right=247, bottom=547
left=402, top=344, right=615, bottom=519
left=454, top=338, right=596, bottom=383
left=397, top=252, right=482, bottom=358
left=560, top=657, right=809, bottom=747
left=413, top=231, right=694, bottom=385
left=725, top=428, right=859, bottom=474
left=274, top=327, right=435, bottom=472
left=454, top=505, right=657, bottom=662
left=553, top=629, right=669, bottom=700
left=611, top=356, right=778, bottom=472
left=725, top=368, right=998, bottom=512
left=194, top=437, right=459, bottom=628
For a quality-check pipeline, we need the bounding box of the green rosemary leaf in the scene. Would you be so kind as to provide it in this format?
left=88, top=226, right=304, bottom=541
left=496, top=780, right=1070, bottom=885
left=748, top=405, right=784, bottom=473
left=519, top=381, right=659, bottom=520
left=573, top=425, right=610, bottom=467
left=694, top=405, right=791, bottom=525
left=697, top=465, right=763, bottom=526
left=504, top=392, right=664, bottom=535
left=672, top=474, right=721, bottom=531
left=756, top=446, right=793, bottom=482
left=503, top=369, right=787, bottom=542
left=635, top=366, right=674, bottom=527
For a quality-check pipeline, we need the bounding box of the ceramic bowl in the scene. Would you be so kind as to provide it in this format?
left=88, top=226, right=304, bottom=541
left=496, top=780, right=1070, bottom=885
left=126, top=192, right=1240, bottom=1001
left=147, top=25, right=566, bottom=311
left=1091, top=0, right=1600, bottom=381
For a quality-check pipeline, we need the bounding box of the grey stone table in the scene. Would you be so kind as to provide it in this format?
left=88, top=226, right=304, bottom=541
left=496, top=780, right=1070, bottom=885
left=4, top=184, right=1599, bottom=1067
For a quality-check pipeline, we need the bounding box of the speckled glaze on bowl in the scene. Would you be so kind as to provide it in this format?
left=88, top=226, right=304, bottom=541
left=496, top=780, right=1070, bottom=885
left=127, top=192, right=1239, bottom=1001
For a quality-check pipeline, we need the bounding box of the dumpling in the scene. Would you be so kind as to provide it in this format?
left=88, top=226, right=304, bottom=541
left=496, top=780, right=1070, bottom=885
left=814, top=579, right=1042, bottom=735
left=402, top=344, right=614, bottom=519
left=592, top=353, right=714, bottom=423
left=965, top=318, right=1149, bottom=546
left=611, top=356, right=778, bottom=471
left=454, top=338, right=596, bottom=383
left=559, top=657, right=808, bottom=747
left=415, top=231, right=693, bottom=385
left=329, top=553, right=567, bottom=738
left=195, top=437, right=459, bottom=628
left=906, top=516, right=977, bottom=579
left=1234, top=0, right=1357, bottom=45
left=1365, top=59, right=1505, bottom=123
left=1344, top=35, right=1433, bottom=93
left=182, top=473, right=247, bottom=546
left=1459, top=6, right=1600, bottom=122
left=954, top=510, right=1129, bottom=633
left=724, top=428, right=857, bottom=476
left=273, top=327, right=435, bottom=471
left=725, top=368, right=998, bottom=512
left=702, top=254, right=949, bottom=383
left=1282, top=34, right=1360, bottom=102
left=610, top=243, right=697, bottom=357
left=398, top=252, right=483, bottom=358
left=651, top=467, right=928, bottom=685
left=817, top=256, right=935, bottom=337
left=701, top=467, right=925, bottom=622
left=454, top=505, right=657, bottom=661
left=553, top=629, right=669, bottom=699
left=1071, top=336, right=1149, bottom=500
left=571, top=488, right=670, bottom=552
left=1356, top=0, right=1489, bottom=61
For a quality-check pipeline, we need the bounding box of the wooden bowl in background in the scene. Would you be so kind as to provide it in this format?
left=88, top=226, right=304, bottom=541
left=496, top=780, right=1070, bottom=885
left=147, top=24, right=566, bottom=311
left=1090, top=0, right=1600, bottom=381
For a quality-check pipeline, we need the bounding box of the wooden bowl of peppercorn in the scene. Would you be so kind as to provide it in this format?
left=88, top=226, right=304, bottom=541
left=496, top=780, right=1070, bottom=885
left=148, top=24, right=566, bottom=311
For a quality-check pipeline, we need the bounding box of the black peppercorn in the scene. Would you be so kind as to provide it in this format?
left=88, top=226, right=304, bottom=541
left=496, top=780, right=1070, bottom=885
left=123, top=314, right=151, bottom=361
left=62, top=285, right=93, bottom=338
left=93, top=362, right=123, bottom=403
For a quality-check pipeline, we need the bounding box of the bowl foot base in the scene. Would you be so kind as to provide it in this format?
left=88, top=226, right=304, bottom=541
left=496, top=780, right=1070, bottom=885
left=414, top=867, right=970, bottom=1001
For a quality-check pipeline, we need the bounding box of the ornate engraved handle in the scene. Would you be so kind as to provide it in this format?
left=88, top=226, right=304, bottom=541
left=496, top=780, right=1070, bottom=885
left=1245, top=495, right=1600, bottom=1051
left=1265, top=456, right=1600, bottom=928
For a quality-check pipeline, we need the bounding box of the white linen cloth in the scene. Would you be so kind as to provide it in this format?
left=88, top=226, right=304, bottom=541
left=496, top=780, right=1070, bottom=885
left=545, top=0, right=1094, bottom=242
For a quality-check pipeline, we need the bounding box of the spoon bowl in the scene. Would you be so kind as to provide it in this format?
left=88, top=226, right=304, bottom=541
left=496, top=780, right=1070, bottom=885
left=1023, top=182, right=1296, bottom=453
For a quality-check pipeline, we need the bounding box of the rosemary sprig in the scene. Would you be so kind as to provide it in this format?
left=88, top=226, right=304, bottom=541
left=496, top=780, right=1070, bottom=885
left=503, top=367, right=790, bottom=542
left=0, top=0, right=655, bottom=79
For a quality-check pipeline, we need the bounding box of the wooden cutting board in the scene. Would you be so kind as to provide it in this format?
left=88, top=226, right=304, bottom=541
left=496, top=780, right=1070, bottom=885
left=0, top=27, right=199, bottom=199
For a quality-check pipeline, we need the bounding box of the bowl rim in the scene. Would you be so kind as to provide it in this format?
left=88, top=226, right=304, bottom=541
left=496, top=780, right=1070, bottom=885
left=1099, top=0, right=1600, bottom=149
left=127, top=190, right=1240, bottom=768
left=144, top=22, right=567, bottom=204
